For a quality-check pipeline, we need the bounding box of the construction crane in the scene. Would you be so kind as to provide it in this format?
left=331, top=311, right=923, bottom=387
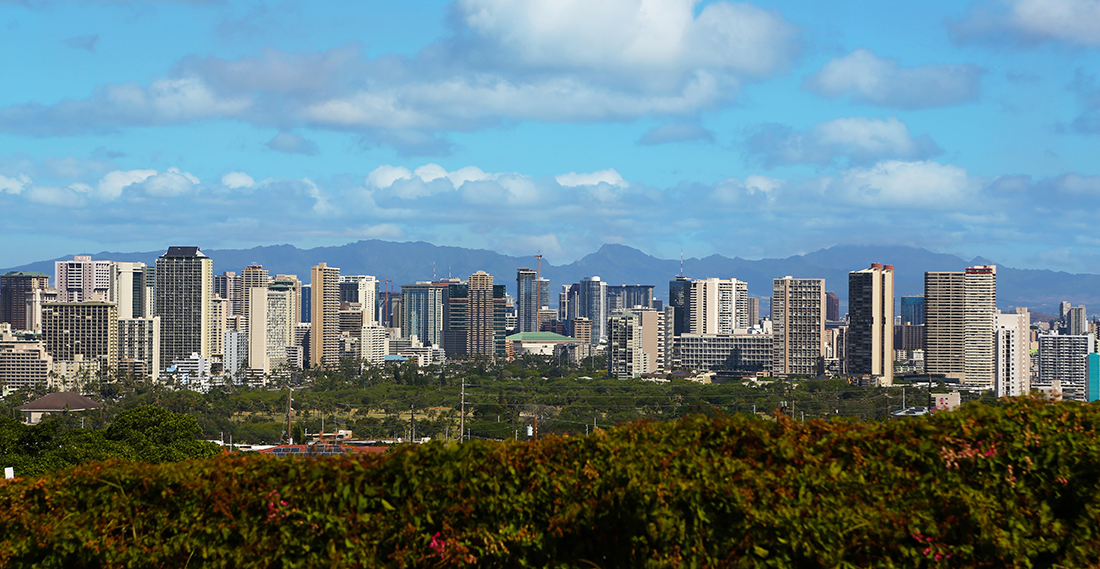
left=535, top=251, right=543, bottom=307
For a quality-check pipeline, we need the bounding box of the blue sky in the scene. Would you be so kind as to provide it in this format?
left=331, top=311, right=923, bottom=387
left=1, top=0, right=1098, bottom=271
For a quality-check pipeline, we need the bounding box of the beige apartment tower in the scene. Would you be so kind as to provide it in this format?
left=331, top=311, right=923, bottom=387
left=924, top=265, right=996, bottom=386
left=690, top=277, right=749, bottom=334
left=771, top=277, right=826, bottom=376
left=467, top=271, right=497, bottom=356
left=847, top=263, right=895, bottom=385
left=310, top=263, right=340, bottom=369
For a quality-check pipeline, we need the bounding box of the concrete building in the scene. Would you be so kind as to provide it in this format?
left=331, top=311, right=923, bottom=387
left=443, top=274, right=507, bottom=357
left=825, top=292, right=840, bottom=322
left=241, top=265, right=270, bottom=333
left=571, top=317, right=592, bottom=346
left=1067, top=305, right=1088, bottom=336
left=0, top=324, right=52, bottom=391
left=55, top=255, right=113, bottom=303
left=924, top=265, right=997, bottom=386
left=273, top=275, right=303, bottom=325
left=607, top=310, right=648, bottom=379
left=690, top=278, right=749, bottom=334
left=155, top=246, right=213, bottom=369
left=208, top=296, right=227, bottom=366
left=1, top=271, right=50, bottom=331
left=847, top=263, right=895, bottom=385
left=516, top=268, right=539, bottom=334
left=24, top=287, right=58, bottom=334
left=339, top=275, right=378, bottom=325
left=401, top=282, right=444, bottom=348
left=578, top=277, right=608, bottom=345
left=224, top=329, right=248, bottom=377
left=114, top=262, right=151, bottom=319
left=265, top=285, right=295, bottom=371
left=41, top=301, right=119, bottom=376
left=248, top=287, right=269, bottom=372
left=213, top=271, right=243, bottom=316
left=1037, top=333, right=1095, bottom=402
left=467, top=271, right=499, bottom=357
left=673, top=332, right=773, bottom=374
left=607, top=284, right=655, bottom=311
left=747, top=297, right=760, bottom=327
left=361, top=325, right=389, bottom=365
left=995, top=308, right=1030, bottom=398
left=771, top=277, right=826, bottom=376
left=310, top=263, right=341, bottom=369
left=118, top=316, right=160, bottom=380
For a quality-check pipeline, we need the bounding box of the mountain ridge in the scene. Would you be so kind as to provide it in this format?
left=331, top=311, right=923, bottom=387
left=4, top=240, right=1096, bottom=316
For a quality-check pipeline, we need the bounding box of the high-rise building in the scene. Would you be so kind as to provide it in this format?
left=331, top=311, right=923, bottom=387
left=994, top=308, right=1030, bottom=398
left=825, top=292, right=840, bottom=322
left=339, top=275, right=378, bottom=325
left=248, top=287, right=269, bottom=372
left=467, top=271, right=498, bottom=356
left=114, top=262, right=150, bottom=319
left=747, top=297, right=760, bottom=326
left=443, top=274, right=507, bottom=357
left=310, top=263, right=340, bottom=369
left=925, top=265, right=997, bottom=386
left=1, top=271, right=50, bottom=331
left=607, top=310, right=648, bottom=379
left=901, top=296, right=925, bottom=325
left=118, top=316, right=160, bottom=380
left=300, top=284, right=311, bottom=323
left=668, top=276, right=692, bottom=337
left=516, top=268, right=539, bottom=334
left=607, top=285, right=655, bottom=311
left=771, top=277, right=826, bottom=376
left=847, top=263, right=895, bottom=385
left=267, top=281, right=296, bottom=371
left=1067, top=306, right=1088, bottom=336
left=42, top=301, right=119, bottom=375
left=55, top=256, right=113, bottom=303
left=213, top=271, right=243, bottom=316
left=1038, top=333, right=1095, bottom=401
left=224, top=329, right=248, bottom=377
left=689, top=278, right=749, bottom=334
left=208, top=296, right=227, bottom=365
left=241, top=265, right=270, bottom=332
left=579, top=277, right=607, bottom=345
left=155, top=247, right=213, bottom=368
left=401, top=282, right=444, bottom=347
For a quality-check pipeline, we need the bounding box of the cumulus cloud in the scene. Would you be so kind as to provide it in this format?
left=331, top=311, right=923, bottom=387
left=638, top=121, right=716, bottom=145
left=746, top=116, right=942, bottom=167
left=0, top=1, right=801, bottom=154
left=366, top=165, right=413, bottom=189
left=803, top=48, right=984, bottom=109
left=948, top=0, right=1100, bottom=47
left=827, top=160, right=973, bottom=208
left=265, top=131, right=318, bottom=155
left=96, top=169, right=156, bottom=200
left=142, top=167, right=200, bottom=197
left=0, top=173, right=30, bottom=194
left=221, top=171, right=254, bottom=189
left=555, top=168, right=629, bottom=188
left=24, top=185, right=87, bottom=208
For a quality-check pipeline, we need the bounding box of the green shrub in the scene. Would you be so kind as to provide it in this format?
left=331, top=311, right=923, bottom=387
left=0, top=397, right=1098, bottom=567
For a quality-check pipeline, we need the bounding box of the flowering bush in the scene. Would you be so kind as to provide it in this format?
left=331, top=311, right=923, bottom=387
left=0, top=397, right=1099, bottom=567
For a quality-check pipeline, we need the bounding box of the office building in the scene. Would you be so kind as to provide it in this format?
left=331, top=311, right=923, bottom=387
left=401, top=282, right=444, bottom=347
left=155, top=246, right=213, bottom=368
left=118, top=316, right=160, bottom=380
left=339, top=275, right=378, bottom=325
left=1037, top=333, right=1095, bottom=402
left=825, top=292, right=840, bottom=322
left=310, top=263, right=340, bottom=369
left=1, top=271, right=50, bottom=331
left=516, top=268, right=539, bottom=333
left=771, top=277, right=826, bottom=376
left=213, top=271, right=243, bottom=316
left=443, top=273, right=507, bottom=357
left=42, top=301, right=119, bottom=375
left=578, top=277, right=607, bottom=345
left=572, top=317, right=592, bottom=345
left=300, top=284, right=311, bottom=323
left=994, top=309, right=1030, bottom=398
left=55, top=255, right=113, bottom=303
left=847, top=263, right=894, bottom=385
left=607, top=285, right=655, bottom=311
left=668, top=276, right=692, bottom=337
left=901, top=296, right=925, bottom=325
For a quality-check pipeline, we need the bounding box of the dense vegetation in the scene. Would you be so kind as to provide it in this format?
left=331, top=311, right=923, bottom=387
left=2, top=355, right=986, bottom=448
left=0, top=397, right=1097, bottom=567
left=0, top=405, right=220, bottom=478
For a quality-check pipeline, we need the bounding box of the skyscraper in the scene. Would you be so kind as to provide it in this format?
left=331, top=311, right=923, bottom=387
left=155, top=247, right=213, bottom=368
left=847, top=263, right=895, bottom=385
left=468, top=271, right=498, bottom=356
left=668, top=276, right=692, bottom=337
left=401, top=282, right=445, bottom=347
left=994, top=308, right=1030, bottom=398
left=1, top=271, right=50, bottom=331
left=213, top=271, right=243, bottom=316
left=825, top=292, right=840, bottom=322
left=55, top=255, right=113, bottom=303
left=310, top=263, right=340, bottom=369
left=339, top=275, right=378, bottom=324
left=579, top=277, right=607, bottom=345
left=771, top=277, right=826, bottom=376
left=516, top=268, right=539, bottom=333
left=241, top=265, right=270, bottom=333
left=924, top=265, right=996, bottom=386
left=42, top=301, right=119, bottom=375
left=114, top=262, right=150, bottom=319
left=900, top=296, right=925, bottom=325
left=689, top=278, right=749, bottom=334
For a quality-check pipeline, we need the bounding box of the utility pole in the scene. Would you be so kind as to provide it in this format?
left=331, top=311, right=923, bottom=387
left=460, top=376, right=466, bottom=442
left=285, top=386, right=293, bottom=444
left=410, top=404, right=415, bottom=442
left=534, top=414, right=539, bottom=442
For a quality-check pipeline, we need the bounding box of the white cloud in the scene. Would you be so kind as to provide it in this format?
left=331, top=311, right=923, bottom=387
left=221, top=171, right=255, bottom=189
left=447, top=166, right=493, bottom=187
left=142, top=167, right=200, bottom=197
left=555, top=168, right=629, bottom=188
left=0, top=174, right=30, bottom=195
left=746, top=116, right=942, bottom=167
left=96, top=169, right=156, bottom=200
left=25, top=185, right=86, bottom=208
left=265, top=132, right=319, bottom=155
left=829, top=160, right=973, bottom=207
left=803, top=48, right=983, bottom=109
left=413, top=163, right=448, bottom=183
left=950, top=0, right=1100, bottom=47
left=366, top=165, right=413, bottom=189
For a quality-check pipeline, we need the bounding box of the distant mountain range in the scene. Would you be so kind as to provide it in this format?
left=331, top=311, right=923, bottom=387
left=5, top=240, right=1097, bottom=317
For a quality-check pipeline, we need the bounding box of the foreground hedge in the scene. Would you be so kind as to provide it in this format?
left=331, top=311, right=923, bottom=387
left=1, top=397, right=1099, bottom=567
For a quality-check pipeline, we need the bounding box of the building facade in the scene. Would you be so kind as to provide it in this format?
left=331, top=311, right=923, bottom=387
left=55, top=255, right=113, bottom=303
left=310, top=263, right=341, bottom=369
left=994, top=308, right=1030, bottom=398
left=771, top=277, right=826, bottom=376
left=1, top=271, right=50, bottom=331
left=847, top=263, right=895, bottom=385
left=155, top=246, right=213, bottom=369
left=42, top=301, right=119, bottom=375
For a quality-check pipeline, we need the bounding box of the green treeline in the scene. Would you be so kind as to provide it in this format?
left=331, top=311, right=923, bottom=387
left=0, top=397, right=1097, bottom=567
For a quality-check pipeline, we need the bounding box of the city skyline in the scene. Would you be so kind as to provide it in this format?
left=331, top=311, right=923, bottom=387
left=1, top=1, right=1098, bottom=272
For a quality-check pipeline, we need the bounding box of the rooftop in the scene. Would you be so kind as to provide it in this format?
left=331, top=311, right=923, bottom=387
left=16, top=392, right=102, bottom=412
left=2, top=271, right=49, bottom=278
left=160, top=246, right=207, bottom=258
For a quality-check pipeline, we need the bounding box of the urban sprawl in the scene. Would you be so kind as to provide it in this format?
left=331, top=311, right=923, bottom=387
left=0, top=247, right=1092, bottom=409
